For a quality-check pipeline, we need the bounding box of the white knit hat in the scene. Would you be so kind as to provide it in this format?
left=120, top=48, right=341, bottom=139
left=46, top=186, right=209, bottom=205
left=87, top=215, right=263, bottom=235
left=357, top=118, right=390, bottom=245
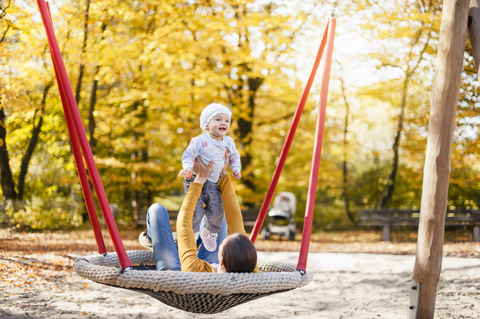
left=200, top=103, right=232, bottom=131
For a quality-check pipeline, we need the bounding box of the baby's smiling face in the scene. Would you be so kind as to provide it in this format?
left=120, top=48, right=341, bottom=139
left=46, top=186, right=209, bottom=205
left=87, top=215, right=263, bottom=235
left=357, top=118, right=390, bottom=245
left=206, top=113, right=230, bottom=140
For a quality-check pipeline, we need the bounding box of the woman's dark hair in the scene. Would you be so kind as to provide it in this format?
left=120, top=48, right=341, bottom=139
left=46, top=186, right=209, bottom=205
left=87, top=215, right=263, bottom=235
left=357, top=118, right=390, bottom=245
left=222, top=233, right=257, bottom=273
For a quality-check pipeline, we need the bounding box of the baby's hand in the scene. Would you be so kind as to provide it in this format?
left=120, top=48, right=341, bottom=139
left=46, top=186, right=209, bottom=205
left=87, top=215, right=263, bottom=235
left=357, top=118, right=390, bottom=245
left=232, top=169, right=241, bottom=180
left=178, top=167, right=193, bottom=179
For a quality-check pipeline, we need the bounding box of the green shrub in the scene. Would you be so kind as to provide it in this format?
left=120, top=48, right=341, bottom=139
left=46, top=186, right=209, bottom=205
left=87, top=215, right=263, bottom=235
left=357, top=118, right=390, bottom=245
left=5, top=197, right=84, bottom=231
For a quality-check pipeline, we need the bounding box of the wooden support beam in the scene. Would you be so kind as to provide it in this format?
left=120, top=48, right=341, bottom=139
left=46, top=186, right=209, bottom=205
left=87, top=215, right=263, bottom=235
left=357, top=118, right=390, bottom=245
left=468, top=0, right=480, bottom=78
left=411, top=1, right=470, bottom=318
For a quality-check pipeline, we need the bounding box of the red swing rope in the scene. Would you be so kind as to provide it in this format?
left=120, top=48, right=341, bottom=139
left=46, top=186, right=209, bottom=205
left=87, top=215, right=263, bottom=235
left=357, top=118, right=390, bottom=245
left=37, top=0, right=132, bottom=268
left=249, top=18, right=336, bottom=272
left=297, top=18, right=336, bottom=272
left=42, top=2, right=106, bottom=255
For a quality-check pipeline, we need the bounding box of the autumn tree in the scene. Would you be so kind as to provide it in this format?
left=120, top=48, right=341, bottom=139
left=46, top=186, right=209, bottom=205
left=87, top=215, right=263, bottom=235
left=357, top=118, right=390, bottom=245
left=3, top=0, right=479, bottom=231
left=0, top=1, right=86, bottom=228
left=69, top=0, right=325, bottom=219
left=0, top=0, right=18, bottom=202
left=338, top=1, right=442, bottom=210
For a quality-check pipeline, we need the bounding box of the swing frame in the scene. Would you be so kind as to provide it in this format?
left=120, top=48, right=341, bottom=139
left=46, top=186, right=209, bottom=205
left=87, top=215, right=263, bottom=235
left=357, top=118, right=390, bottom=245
left=35, top=1, right=480, bottom=316
left=37, top=0, right=336, bottom=272
left=36, top=0, right=336, bottom=313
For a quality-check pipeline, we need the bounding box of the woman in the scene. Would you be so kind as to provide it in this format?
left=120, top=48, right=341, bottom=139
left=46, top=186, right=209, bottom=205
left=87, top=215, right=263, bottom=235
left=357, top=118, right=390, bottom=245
left=145, top=154, right=258, bottom=273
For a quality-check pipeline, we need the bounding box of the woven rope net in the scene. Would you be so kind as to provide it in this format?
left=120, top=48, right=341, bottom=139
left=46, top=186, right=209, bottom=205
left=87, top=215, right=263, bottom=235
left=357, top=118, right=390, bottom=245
left=74, top=250, right=313, bottom=314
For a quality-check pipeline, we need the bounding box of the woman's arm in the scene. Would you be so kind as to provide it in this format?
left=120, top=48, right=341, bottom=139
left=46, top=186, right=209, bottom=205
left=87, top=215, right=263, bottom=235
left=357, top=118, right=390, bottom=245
left=217, top=155, right=260, bottom=273
left=176, top=159, right=215, bottom=272
left=218, top=175, right=247, bottom=235
left=216, top=151, right=246, bottom=234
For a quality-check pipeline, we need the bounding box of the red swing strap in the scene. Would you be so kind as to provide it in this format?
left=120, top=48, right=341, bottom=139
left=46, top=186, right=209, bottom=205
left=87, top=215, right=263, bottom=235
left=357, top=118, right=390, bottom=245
left=248, top=18, right=336, bottom=272
left=297, top=18, right=336, bottom=272
left=41, top=2, right=106, bottom=255
left=37, top=0, right=132, bottom=269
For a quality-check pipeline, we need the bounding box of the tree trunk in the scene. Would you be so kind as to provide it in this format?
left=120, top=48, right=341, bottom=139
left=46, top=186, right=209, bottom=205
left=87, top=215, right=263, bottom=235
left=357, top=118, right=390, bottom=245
left=379, top=78, right=408, bottom=208
left=133, top=146, right=152, bottom=223
left=468, top=0, right=480, bottom=78
left=74, top=0, right=91, bottom=105
left=0, top=107, right=17, bottom=202
left=88, top=65, right=99, bottom=151
left=88, top=21, right=107, bottom=151
left=236, top=76, right=263, bottom=207
left=0, top=0, right=16, bottom=202
left=339, top=77, right=355, bottom=223
left=378, top=26, right=430, bottom=209
left=0, top=0, right=11, bottom=42
left=17, top=83, right=53, bottom=200
left=130, top=101, right=152, bottom=222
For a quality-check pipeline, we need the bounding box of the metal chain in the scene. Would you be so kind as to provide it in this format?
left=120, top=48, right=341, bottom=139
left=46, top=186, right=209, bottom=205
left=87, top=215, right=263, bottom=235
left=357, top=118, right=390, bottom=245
left=331, top=0, right=337, bottom=17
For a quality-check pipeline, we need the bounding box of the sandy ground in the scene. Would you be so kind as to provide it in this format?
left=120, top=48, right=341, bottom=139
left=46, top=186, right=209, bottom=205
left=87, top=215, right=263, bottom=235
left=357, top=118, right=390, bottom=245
left=1, top=251, right=479, bottom=319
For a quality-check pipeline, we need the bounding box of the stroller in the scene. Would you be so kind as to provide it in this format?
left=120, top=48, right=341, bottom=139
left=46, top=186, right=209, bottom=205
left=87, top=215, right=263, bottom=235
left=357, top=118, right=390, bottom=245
left=261, top=192, right=296, bottom=241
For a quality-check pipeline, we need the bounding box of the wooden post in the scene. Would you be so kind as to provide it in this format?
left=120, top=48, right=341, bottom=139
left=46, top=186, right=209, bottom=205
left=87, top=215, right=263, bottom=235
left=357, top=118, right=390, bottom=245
left=473, top=225, right=480, bottom=242
left=411, top=1, right=469, bottom=318
left=467, top=0, right=480, bottom=244
left=468, top=0, right=480, bottom=78
left=382, top=224, right=391, bottom=241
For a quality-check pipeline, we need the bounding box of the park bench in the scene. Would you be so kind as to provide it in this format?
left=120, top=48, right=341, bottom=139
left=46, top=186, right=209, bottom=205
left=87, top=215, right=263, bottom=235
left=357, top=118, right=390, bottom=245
left=358, top=209, right=480, bottom=242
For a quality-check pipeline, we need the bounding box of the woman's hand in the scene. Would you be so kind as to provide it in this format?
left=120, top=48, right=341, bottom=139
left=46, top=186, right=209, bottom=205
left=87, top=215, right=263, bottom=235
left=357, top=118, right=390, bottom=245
left=193, top=157, right=214, bottom=184
left=219, top=151, right=229, bottom=177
